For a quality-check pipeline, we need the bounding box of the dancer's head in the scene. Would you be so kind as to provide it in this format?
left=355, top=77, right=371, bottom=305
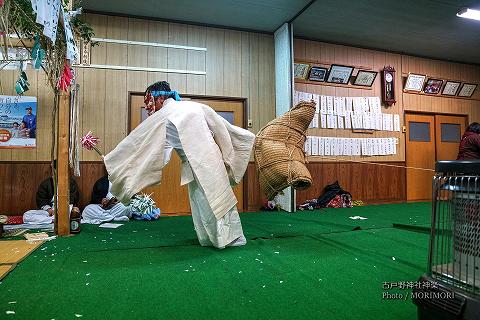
left=144, top=81, right=180, bottom=115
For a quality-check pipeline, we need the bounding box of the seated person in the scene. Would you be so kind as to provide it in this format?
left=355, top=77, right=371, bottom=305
left=81, top=175, right=131, bottom=224
left=457, top=122, right=480, bottom=160
left=23, top=176, right=80, bottom=224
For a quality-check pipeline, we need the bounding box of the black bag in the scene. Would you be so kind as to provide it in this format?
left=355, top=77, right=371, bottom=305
left=317, top=181, right=351, bottom=208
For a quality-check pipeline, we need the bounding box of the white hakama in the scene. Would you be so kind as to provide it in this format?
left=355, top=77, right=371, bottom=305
left=81, top=202, right=130, bottom=224
left=165, top=120, right=245, bottom=248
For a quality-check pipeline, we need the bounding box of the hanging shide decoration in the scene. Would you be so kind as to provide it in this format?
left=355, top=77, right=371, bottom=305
left=0, top=0, right=94, bottom=90
left=1, top=1, right=95, bottom=235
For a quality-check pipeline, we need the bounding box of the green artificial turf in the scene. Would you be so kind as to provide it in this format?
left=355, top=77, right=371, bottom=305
left=0, top=202, right=431, bottom=320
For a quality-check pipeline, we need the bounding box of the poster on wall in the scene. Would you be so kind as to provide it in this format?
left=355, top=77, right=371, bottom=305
left=0, top=95, right=37, bottom=148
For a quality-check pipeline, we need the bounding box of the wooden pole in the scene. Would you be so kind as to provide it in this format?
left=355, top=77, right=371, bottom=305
left=56, top=90, right=71, bottom=236
left=56, top=0, right=73, bottom=236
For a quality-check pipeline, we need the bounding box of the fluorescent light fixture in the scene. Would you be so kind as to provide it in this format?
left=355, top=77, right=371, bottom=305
left=457, top=8, right=480, bottom=21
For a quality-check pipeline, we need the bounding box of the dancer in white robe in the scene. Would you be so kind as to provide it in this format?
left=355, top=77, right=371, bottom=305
left=81, top=175, right=131, bottom=224
left=105, top=81, right=255, bottom=249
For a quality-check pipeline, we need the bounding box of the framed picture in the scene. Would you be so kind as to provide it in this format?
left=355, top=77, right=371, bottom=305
left=441, top=81, right=461, bottom=96
left=423, top=78, right=443, bottom=94
left=308, top=66, right=328, bottom=82
left=294, top=63, right=310, bottom=80
left=458, top=83, right=477, bottom=98
left=404, top=73, right=426, bottom=92
left=353, top=70, right=378, bottom=87
left=326, top=64, right=354, bottom=84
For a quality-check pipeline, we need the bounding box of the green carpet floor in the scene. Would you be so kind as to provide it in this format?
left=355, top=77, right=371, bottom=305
left=0, top=202, right=431, bottom=320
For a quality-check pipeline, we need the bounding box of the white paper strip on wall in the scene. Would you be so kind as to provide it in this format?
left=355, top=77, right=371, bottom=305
left=394, top=114, right=400, bottom=132
left=320, top=95, right=327, bottom=114
left=312, top=113, right=319, bottom=128
left=361, top=139, right=368, bottom=156
left=305, top=136, right=312, bottom=156
left=311, top=136, right=319, bottom=155
left=331, top=138, right=337, bottom=156
left=363, top=114, right=371, bottom=130
left=313, top=94, right=320, bottom=113
left=393, top=138, right=397, bottom=155
left=338, top=97, right=346, bottom=116
left=375, top=114, right=382, bottom=130
left=353, top=97, right=362, bottom=114
left=345, top=97, right=353, bottom=113
left=362, top=97, right=370, bottom=114
left=354, top=139, right=362, bottom=155
left=382, top=139, right=388, bottom=156
left=343, top=138, right=352, bottom=156
left=319, top=137, right=325, bottom=156
left=327, top=115, right=336, bottom=129
left=338, top=116, right=344, bottom=129
left=324, top=138, right=331, bottom=156
left=344, top=114, right=352, bottom=129
left=326, top=96, right=334, bottom=115
left=293, top=91, right=300, bottom=105
left=321, top=114, right=327, bottom=128
left=338, top=138, right=345, bottom=156
left=387, top=114, right=394, bottom=131
left=335, top=138, right=342, bottom=156
left=382, top=114, right=388, bottom=131
left=373, top=139, right=380, bottom=156
left=333, top=97, right=340, bottom=115
left=368, top=97, right=382, bottom=114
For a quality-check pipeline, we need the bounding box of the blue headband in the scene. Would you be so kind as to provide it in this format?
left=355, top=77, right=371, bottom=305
left=150, top=90, right=181, bottom=101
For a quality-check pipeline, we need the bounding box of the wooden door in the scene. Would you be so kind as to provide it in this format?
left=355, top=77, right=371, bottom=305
left=129, top=95, right=245, bottom=214
left=435, top=115, right=466, bottom=161
left=406, top=114, right=435, bottom=201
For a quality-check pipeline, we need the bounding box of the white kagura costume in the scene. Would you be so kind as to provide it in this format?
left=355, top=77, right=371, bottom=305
left=104, top=98, right=255, bottom=248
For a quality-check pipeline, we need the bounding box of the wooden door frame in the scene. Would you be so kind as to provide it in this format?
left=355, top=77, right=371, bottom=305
left=128, top=91, right=250, bottom=212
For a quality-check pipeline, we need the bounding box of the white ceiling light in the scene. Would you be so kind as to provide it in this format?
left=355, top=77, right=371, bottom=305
left=457, top=8, right=480, bottom=21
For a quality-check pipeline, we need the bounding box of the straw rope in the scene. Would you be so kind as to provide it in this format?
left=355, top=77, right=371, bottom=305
left=254, top=100, right=316, bottom=199
left=310, top=156, right=435, bottom=172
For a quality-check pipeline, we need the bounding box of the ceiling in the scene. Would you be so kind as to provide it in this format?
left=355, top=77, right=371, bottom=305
left=80, top=0, right=480, bottom=64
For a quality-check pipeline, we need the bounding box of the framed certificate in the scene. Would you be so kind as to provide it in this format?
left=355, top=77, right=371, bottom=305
left=458, top=83, right=477, bottom=98
left=294, top=63, right=310, bottom=80
left=326, top=64, right=354, bottom=84
left=404, top=73, right=426, bottom=92
left=441, top=81, right=461, bottom=96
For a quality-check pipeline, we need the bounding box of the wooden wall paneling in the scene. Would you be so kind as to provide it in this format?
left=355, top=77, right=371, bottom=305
left=82, top=69, right=106, bottom=160
left=167, top=23, right=188, bottom=92
left=206, top=28, right=225, bottom=96
left=86, top=14, right=107, bottom=65
left=333, top=44, right=349, bottom=66
left=104, top=70, right=127, bottom=154
left=0, top=70, right=14, bottom=161
left=248, top=33, right=260, bottom=133
left=12, top=163, right=40, bottom=213
left=145, top=22, right=170, bottom=88
left=147, top=20, right=168, bottom=71
left=258, top=34, right=275, bottom=130
left=75, top=162, right=106, bottom=209
left=0, top=163, right=12, bottom=214
left=127, top=18, right=149, bottom=68
left=240, top=32, right=251, bottom=112
left=127, top=71, right=148, bottom=94
left=106, top=16, right=128, bottom=66
left=223, top=30, right=242, bottom=97
left=186, top=25, right=206, bottom=95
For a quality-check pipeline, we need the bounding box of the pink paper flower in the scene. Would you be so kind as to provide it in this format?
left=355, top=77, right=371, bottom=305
left=81, top=131, right=102, bottom=157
